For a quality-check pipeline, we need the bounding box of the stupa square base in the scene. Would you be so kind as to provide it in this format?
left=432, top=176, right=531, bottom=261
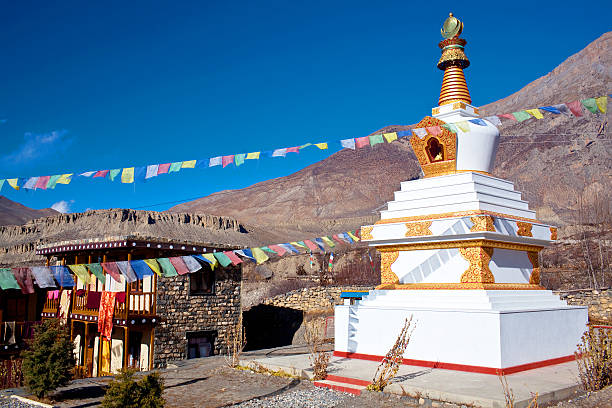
left=334, top=290, right=588, bottom=374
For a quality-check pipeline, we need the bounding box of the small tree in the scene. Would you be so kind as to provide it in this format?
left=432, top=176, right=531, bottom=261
left=102, top=369, right=165, bottom=408
left=21, top=319, right=75, bottom=398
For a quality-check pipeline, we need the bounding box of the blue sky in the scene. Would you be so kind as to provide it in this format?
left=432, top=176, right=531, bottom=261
left=1, top=0, right=610, bottom=214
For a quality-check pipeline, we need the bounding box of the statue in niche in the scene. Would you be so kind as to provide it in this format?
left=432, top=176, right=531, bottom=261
left=427, top=138, right=444, bottom=162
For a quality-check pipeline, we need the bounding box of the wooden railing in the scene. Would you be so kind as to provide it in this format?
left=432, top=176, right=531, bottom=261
left=128, top=292, right=156, bottom=316
left=0, top=321, right=41, bottom=346
left=71, top=290, right=156, bottom=320
left=42, top=295, right=60, bottom=314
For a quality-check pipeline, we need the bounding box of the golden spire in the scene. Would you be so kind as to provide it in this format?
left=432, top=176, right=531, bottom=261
left=437, top=13, right=471, bottom=106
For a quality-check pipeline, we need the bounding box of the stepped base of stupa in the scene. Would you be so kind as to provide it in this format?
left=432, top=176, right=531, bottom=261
left=334, top=289, right=587, bottom=374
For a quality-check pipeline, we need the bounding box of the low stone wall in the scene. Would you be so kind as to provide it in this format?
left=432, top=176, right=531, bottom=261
left=556, top=288, right=612, bottom=324
left=262, top=285, right=373, bottom=312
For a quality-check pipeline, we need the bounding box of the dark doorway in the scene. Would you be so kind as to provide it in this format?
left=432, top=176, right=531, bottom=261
left=243, top=305, right=303, bottom=351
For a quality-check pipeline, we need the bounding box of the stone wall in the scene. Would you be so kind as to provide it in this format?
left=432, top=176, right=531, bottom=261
left=262, top=285, right=373, bottom=312
left=556, top=288, right=612, bottom=324
left=153, top=265, right=242, bottom=368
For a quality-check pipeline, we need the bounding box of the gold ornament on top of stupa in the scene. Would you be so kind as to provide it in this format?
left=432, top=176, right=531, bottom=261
left=437, top=13, right=471, bottom=106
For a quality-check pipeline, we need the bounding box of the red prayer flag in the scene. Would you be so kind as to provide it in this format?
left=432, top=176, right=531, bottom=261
left=332, top=234, right=345, bottom=245
left=426, top=126, right=442, bottom=135
left=304, top=240, right=321, bottom=252
left=286, top=146, right=300, bottom=154
left=168, top=257, right=190, bottom=275
left=222, top=155, right=235, bottom=168
left=35, top=176, right=51, bottom=190
left=566, top=101, right=583, bottom=117
left=268, top=244, right=287, bottom=256
left=157, top=163, right=171, bottom=174
left=355, top=136, right=370, bottom=148
left=13, top=267, right=35, bottom=294
left=498, top=113, right=517, bottom=121
left=224, top=251, right=243, bottom=265
left=93, top=170, right=109, bottom=178
left=101, top=262, right=122, bottom=283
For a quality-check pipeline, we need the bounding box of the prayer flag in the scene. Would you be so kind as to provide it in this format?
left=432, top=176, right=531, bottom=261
left=181, top=256, right=202, bottom=273
left=321, top=236, right=336, bottom=248
left=201, top=254, right=218, bottom=270
left=223, top=251, right=243, bottom=266
left=209, top=156, right=222, bottom=167
left=339, top=232, right=353, bottom=243
left=169, top=162, right=182, bottom=173
left=35, top=176, right=51, bottom=190
left=116, top=261, right=137, bottom=283
left=235, top=154, right=246, bottom=166
left=130, top=260, right=154, bottom=279
left=101, top=262, right=122, bottom=283
left=456, top=121, right=470, bottom=132
left=293, top=241, right=307, bottom=249
left=213, top=252, right=233, bottom=267
left=355, top=136, right=370, bottom=148
left=268, top=244, right=287, bottom=256
left=595, top=96, right=608, bottom=113
left=23, top=177, right=38, bottom=190
left=222, top=155, right=234, bottom=167
left=240, top=248, right=256, bottom=260
left=332, top=234, right=345, bottom=245
left=581, top=98, right=599, bottom=114
left=0, top=268, right=22, bottom=290
left=109, top=169, right=121, bottom=181
left=144, top=259, right=162, bottom=276
left=80, top=171, right=96, bottom=177
left=272, top=148, right=287, bottom=157
left=156, top=258, right=178, bottom=277
left=0, top=179, right=4, bottom=191
left=86, top=264, right=105, bottom=282
left=7, top=179, right=20, bottom=190
left=484, top=116, right=502, bottom=126
left=286, top=146, right=300, bottom=154
left=259, top=246, right=276, bottom=254
left=313, top=238, right=326, bottom=251
left=304, top=240, right=320, bottom=252
left=93, top=170, right=109, bottom=178
left=540, top=106, right=561, bottom=114
left=413, top=128, right=427, bottom=138
left=68, top=265, right=91, bottom=284
left=246, top=152, right=260, bottom=160
left=168, top=257, right=190, bottom=275
left=397, top=130, right=412, bottom=138
left=30, top=266, right=56, bottom=288
left=369, top=134, right=384, bottom=146
left=50, top=265, right=75, bottom=287
left=134, top=166, right=146, bottom=182
left=315, top=143, right=328, bottom=150
left=383, top=132, right=398, bottom=143
left=340, top=139, right=356, bottom=149
left=553, top=104, right=570, bottom=115
left=195, top=160, right=207, bottom=168
left=121, top=167, right=134, bottom=183
left=46, top=175, right=62, bottom=189
left=347, top=231, right=360, bottom=242
left=12, top=268, right=34, bottom=294
left=278, top=243, right=299, bottom=254
left=426, top=126, right=442, bottom=135
left=468, top=119, right=487, bottom=126
left=566, top=101, right=583, bottom=117
left=498, top=113, right=517, bottom=121
left=181, top=160, right=197, bottom=168
left=157, top=163, right=171, bottom=174
left=251, top=248, right=269, bottom=264
left=234, top=250, right=254, bottom=261
left=525, top=109, right=543, bottom=119
left=300, top=143, right=313, bottom=149
left=442, top=123, right=459, bottom=133
left=146, top=165, right=159, bottom=179
left=512, top=111, right=531, bottom=122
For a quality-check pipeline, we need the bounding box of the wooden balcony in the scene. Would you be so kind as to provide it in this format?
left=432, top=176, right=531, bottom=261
left=0, top=321, right=40, bottom=347
left=72, top=289, right=156, bottom=321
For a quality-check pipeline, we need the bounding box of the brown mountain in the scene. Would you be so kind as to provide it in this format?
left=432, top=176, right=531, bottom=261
left=0, top=196, right=59, bottom=226
left=171, top=32, right=611, bottom=237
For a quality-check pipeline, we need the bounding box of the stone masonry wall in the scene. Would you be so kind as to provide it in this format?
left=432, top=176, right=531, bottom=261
left=153, top=266, right=241, bottom=368
left=262, top=285, right=374, bottom=312
left=556, top=288, right=612, bottom=324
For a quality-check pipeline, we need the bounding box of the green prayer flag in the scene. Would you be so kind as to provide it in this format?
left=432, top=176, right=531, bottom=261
left=512, top=111, right=532, bottom=122
left=0, top=268, right=21, bottom=290
left=300, top=143, right=313, bottom=149
left=109, top=169, right=121, bottom=181
left=235, top=154, right=246, bottom=166
left=296, top=241, right=307, bottom=248
left=0, top=179, right=4, bottom=192
left=442, top=123, right=458, bottom=133
left=47, top=175, right=62, bottom=189
left=169, top=162, right=182, bottom=173
left=213, top=252, right=232, bottom=267
left=369, top=134, right=384, bottom=146
left=261, top=246, right=277, bottom=254
left=157, top=258, right=178, bottom=277
left=86, top=263, right=105, bottom=282
left=581, top=98, right=599, bottom=114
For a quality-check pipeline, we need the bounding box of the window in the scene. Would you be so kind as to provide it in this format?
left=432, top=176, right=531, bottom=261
left=189, top=265, right=215, bottom=295
left=186, top=330, right=216, bottom=358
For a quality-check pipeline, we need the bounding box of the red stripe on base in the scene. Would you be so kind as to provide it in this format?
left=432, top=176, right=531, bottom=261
left=314, top=381, right=363, bottom=395
left=326, top=374, right=371, bottom=387
left=333, top=351, right=576, bottom=375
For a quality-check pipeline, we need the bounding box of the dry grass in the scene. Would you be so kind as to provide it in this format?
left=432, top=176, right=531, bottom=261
left=224, top=314, right=246, bottom=368
left=576, top=326, right=612, bottom=391
left=304, top=319, right=331, bottom=381
left=367, top=316, right=415, bottom=392
left=498, top=373, right=539, bottom=408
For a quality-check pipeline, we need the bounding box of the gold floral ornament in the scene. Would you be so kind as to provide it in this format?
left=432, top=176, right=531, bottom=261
left=380, top=251, right=400, bottom=285
left=527, top=251, right=540, bottom=284
left=516, top=222, right=533, bottom=237
left=409, top=116, right=457, bottom=178
left=470, top=215, right=495, bottom=232
left=550, top=227, right=558, bottom=240
left=459, top=246, right=495, bottom=283
left=405, top=221, right=433, bottom=237
left=361, top=226, right=374, bottom=241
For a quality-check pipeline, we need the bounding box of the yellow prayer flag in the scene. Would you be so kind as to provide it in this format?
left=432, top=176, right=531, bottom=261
left=321, top=236, right=336, bottom=247
left=456, top=121, right=470, bottom=132
left=202, top=254, right=218, bottom=270
left=56, top=174, right=73, bottom=184
left=251, top=247, right=269, bottom=264
left=246, top=152, right=260, bottom=160
left=291, top=241, right=306, bottom=248
left=7, top=179, right=19, bottom=190
left=315, top=143, right=328, bottom=150
left=347, top=231, right=360, bottom=242
left=596, top=96, right=608, bottom=113
left=144, top=259, right=162, bottom=276
left=68, top=264, right=91, bottom=284
left=383, top=132, right=398, bottom=143
left=181, top=160, right=197, bottom=168
left=525, top=109, right=543, bottom=119
left=121, top=167, right=134, bottom=183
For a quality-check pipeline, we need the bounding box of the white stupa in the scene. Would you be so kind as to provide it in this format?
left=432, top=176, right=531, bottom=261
left=334, top=14, right=587, bottom=374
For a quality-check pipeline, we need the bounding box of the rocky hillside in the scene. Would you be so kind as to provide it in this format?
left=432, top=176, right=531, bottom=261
left=0, top=196, right=58, bottom=226
left=171, top=32, right=611, bottom=236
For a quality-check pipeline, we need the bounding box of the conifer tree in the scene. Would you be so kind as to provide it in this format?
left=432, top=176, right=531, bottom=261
left=102, top=369, right=165, bottom=408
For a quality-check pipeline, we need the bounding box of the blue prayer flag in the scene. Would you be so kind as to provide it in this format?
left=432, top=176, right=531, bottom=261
left=540, top=106, right=561, bottom=114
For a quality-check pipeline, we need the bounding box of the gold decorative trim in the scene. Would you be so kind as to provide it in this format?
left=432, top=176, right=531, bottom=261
left=361, top=226, right=374, bottom=241
left=470, top=215, right=495, bottom=232
left=376, top=210, right=538, bottom=225
left=517, top=222, right=533, bottom=237
left=381, top=251, right=400, bottom=285
left=527, top=251, right=540, bottom=285
left=409, top=116, right=457, bottom=178
left=376, top=239, right=543, bottom=253
left=376, top=283, right=545, bottom=290
left=405, top=221, right=433, bottom=237
left=459, top=247, right=495, bottom=283
left=452, top=102, right=466, bottom=110
left=473, top=107, right=479, bottom=114
left=550, top=227, right=558, bottom=240
left=432, top=107, right=441, bottom=115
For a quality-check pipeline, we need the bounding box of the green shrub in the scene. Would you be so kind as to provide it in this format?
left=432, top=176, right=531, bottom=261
left=21, top=319, right=75, bottom=398
left=102, top=369, right=165, bottom=408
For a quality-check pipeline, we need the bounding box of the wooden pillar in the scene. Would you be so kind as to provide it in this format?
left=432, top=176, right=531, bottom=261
left=124, top=326, right=129, bottom=369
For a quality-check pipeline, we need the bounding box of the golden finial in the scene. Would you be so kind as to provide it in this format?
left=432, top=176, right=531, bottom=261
left=441, top=13, right=463, bottom=39
left=437, top=13, right=471, bottom=106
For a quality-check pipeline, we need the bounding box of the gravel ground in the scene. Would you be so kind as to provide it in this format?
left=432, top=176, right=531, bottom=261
left=233, top=387, right=354, bottom=408
left=0, top=395, right=39, bottom=408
